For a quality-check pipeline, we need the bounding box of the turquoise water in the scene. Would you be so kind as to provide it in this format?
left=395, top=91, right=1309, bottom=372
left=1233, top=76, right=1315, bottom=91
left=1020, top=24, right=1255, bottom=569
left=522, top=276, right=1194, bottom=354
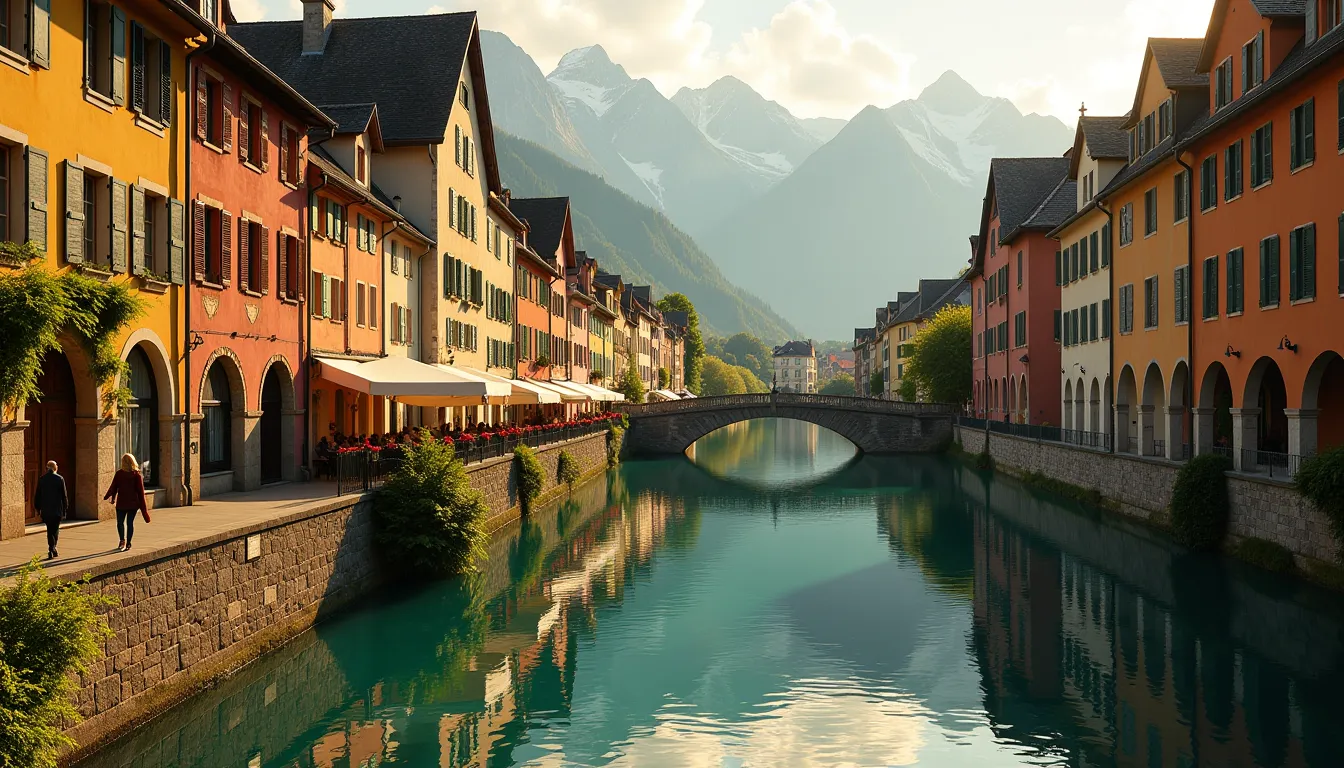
left=84, top=419, right=1344, bottom=767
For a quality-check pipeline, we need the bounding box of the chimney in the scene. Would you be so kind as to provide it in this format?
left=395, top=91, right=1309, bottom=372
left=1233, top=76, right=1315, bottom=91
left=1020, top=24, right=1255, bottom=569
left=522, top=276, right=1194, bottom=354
left=502, top=188, right=512, bottom=204
left=302, top=0, right=334, bottom=55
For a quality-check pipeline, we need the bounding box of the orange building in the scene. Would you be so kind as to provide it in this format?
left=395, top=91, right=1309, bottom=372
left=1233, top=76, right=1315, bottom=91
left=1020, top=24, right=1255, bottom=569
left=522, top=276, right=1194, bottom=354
left=1185, top=0, right=1344, bottom=468
left=1102, top=38, right=1207, bottom=460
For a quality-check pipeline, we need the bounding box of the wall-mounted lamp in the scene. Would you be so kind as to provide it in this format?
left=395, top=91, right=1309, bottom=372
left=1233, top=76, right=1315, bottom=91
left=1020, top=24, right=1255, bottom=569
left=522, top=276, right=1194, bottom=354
left=1072, top=362, right=1087, bottom=375
left=1225, top=345, right=1241, bottom=359
left=188, top=331, right=206, bottom=352
left=1278, top=335, right=1298, bottom=353
left=268, top=334, right=278, bottom=343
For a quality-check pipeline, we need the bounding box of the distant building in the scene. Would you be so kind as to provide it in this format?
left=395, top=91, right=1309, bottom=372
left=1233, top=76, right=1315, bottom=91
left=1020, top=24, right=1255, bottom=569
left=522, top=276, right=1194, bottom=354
left=773, top=340, right=817, bottom=393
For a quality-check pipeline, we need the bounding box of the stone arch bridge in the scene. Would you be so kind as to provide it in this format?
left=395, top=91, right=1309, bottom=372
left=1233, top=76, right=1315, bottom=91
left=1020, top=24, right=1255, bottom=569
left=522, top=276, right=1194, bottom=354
left=618, top=393, right=957, bottom=456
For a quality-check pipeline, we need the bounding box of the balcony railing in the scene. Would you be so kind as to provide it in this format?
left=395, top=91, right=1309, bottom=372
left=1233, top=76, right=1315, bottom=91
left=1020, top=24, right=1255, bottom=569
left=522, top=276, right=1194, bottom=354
left=1240, top=449, right=1307, bottom=480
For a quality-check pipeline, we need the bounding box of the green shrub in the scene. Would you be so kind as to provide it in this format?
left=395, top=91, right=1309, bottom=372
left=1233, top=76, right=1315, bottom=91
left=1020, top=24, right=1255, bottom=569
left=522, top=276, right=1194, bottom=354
left=974, top=450, right=995, bottom=471
left=515, top=444, right=545, bottom=514
left=1170, top=453, right=1232, bottom=551
left=0, top=560, right=114, bottom=767
left=607, top=425, right=624, bottom=467
left=374, top=434, right=489, bottom=576
left=557, top=450, right=581, bottom=491
left=1235, top=537, right=1296, bottom=574
left=1295, top=447, right=1344, bottom=558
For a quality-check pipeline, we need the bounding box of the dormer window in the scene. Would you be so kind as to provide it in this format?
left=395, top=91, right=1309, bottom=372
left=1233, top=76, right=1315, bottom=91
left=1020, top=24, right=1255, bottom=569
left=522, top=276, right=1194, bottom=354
left=459, top=82, right=469, bottom=109
left=1215, top=57, right=1233, bottom=110
left=1158, top=100, right=1172, bottom=142
left=1321, top=0, right=1343, bottom=36
left=200, top=0, right=216, bottom=24
left=356, top=145, right=366, bottom=184
left=1242, top=32, right=1264, bottom=93
left=1143, top=113, right=1155, bottom=153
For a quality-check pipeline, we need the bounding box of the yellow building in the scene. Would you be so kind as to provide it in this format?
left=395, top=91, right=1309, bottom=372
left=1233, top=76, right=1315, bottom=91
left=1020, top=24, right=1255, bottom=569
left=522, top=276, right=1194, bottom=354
left=0, top=0, right=209, bottom=535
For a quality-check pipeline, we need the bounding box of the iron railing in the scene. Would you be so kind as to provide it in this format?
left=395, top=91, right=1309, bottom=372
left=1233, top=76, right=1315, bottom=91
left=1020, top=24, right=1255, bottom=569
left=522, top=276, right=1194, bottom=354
left=1061, top=429, right=1113, bottom=451
left=332, top=421, right=614, bottom=496
left=1211, top=444, right=1233, bottom=460
left=1240, top=449, right=1307, bottom=479
left=1147, top=439, right=1166, bottom=458
left=620, top=392, right=958, bottom=417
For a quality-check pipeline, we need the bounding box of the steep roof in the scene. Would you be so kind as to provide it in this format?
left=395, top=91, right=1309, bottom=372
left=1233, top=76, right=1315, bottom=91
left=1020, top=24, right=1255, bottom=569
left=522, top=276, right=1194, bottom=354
left=307, top=145, right=432, bottom=245
left=1080, top=116, right=1131, bottom=160
left=894, top=278, right=964, bottom=324
left=1098, top=135, right=1174, bottom=198
left=231, top=12, right=500, bottom=190
left=991, top=158, right=1072, bottom=239
left=1021, top=177, right=1079, bottom=232
left=509, top=197, right=569, bottom=262
left=1149, top=38, right=1209, bottom=88
left=773, top=340, right=814, bottom=358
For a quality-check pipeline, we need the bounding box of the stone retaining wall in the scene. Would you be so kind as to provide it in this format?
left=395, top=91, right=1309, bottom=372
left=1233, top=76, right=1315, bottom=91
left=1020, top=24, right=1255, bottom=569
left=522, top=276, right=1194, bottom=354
left=63, top=431, right=611, bottom=759
left=955, top=426, right=1337, bottom=565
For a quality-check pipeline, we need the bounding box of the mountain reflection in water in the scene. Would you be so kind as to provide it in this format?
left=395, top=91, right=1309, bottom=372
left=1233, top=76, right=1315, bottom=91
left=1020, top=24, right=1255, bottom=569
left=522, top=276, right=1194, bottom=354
left=83, top=419, right=1344, bottom=767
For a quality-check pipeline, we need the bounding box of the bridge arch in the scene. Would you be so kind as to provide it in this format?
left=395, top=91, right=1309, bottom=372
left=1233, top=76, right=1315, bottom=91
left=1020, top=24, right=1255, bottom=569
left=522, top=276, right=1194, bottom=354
left=619, top=393, right=956, bottom=456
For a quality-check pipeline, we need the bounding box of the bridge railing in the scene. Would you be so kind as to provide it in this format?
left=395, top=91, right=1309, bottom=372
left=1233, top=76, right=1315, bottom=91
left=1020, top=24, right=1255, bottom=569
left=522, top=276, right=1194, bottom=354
left=617, top=392, right=957, bottom=416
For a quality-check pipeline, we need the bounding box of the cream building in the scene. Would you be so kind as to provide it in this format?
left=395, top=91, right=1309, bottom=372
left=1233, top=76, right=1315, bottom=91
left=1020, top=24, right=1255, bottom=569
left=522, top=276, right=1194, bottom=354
left=1048, top=115, right=1129, bottom=441
left=773, top=341, right=817, bottom=393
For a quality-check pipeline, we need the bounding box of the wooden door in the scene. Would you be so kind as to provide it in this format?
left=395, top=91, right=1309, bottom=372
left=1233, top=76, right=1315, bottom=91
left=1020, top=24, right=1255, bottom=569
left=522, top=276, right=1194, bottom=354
left=24, top=352, right=77, bottom=524
left=260, top=369, right=282, bottom=483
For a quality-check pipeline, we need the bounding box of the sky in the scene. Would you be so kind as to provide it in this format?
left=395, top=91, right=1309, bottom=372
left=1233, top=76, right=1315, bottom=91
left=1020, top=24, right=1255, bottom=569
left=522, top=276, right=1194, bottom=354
left=236, top=0, right=1216, bottom=124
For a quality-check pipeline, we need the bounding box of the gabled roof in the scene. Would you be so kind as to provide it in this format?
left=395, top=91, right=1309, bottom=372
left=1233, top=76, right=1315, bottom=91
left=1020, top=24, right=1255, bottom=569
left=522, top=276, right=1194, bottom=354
left=894, top=278, right=965, bottom=324
left=773, top=340, right=814, bottom=358
left=1128, top=38, right=1207, bottom=127
left=970, top=157, right=1070, bottom=278
left=231, top=12, right=501, bottom=189
left=319, top=103, right=384, bottom=151
left=308, top=145, right=432, bottom=245
left=1200, top=0, right=1306, bottom=69
left=1098, top=135, right=1174, bottom=198
left=854, top=328, right=875, bottom=345
left=1021, top=177, right=1078, bottom=231
left=1080, top=116, right=1131, bottom=161
left=509, top=197, right=570, bottom=263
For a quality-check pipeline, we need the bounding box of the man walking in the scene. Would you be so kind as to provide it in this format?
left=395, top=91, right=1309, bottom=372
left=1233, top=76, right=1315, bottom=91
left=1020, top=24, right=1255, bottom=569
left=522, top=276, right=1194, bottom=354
left=32, top=460, right=68, bottom=560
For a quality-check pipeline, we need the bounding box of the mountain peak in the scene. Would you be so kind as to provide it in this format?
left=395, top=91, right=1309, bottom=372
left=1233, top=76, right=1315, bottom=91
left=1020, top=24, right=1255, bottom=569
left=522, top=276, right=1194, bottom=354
left=917, top=70, right=987, bottom=115
left=556, top=44, right=612, bottom=69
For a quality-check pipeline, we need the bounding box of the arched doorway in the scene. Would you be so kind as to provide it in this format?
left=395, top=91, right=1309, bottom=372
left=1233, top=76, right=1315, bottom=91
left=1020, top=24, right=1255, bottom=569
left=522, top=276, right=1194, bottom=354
left=117, top=347, right=159, bottom=486
left=260, top=367, right=283, bottom=483
left=1197, top=362, right=1234, bottom=456
left=1141, top=363, right=1167, bottom=457
left=1074, top=377, right=1085, bottom=434
left=1169, top=361, right=1190, bottom=459
left=1010, top=375, right=1019, bottom=425
left=1063, top=379, right=1074, bottom=430
left=1303, top=352, right=1344, bottom=454
left=1089, top=378, right=1102, bottom=435
left=201, top=362, right=234, bottom=474
left=1116, top=365, right=1139, bottom=453
left=1252, top=360, right=1289, bottom=455
left=1018, top=376, right=1028, bottom=424
left=23, top=351, right=77, bottom=525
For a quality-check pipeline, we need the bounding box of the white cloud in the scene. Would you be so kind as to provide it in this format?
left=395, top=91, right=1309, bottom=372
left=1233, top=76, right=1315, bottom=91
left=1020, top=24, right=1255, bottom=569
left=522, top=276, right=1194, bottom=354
left=287, top=0, right=345, bottom=17
left=721, top=1, right=914, bottom=118
left=230, top=0, right=267, bottom=21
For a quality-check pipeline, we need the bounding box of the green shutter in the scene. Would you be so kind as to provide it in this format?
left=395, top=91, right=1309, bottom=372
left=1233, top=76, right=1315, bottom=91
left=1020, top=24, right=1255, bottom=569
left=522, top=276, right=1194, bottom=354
left=1303, top=223, right=1316, bottom=298
left=110, top=6, right=126, bottom=106
left=1290, top=229, right=1301, bottom=300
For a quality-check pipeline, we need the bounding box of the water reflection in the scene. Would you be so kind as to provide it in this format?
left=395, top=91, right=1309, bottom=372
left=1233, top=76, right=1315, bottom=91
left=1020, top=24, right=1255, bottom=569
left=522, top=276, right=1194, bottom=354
left=687, top=418, right=857, bottom=489
left=85, top=422, right=1344, bottom=767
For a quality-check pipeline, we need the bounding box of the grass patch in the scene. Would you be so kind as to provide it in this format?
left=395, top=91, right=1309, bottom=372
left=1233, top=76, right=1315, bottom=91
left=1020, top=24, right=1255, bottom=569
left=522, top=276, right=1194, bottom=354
left=1234, top=537, right=1296, bottom=574
left=1019, top=471, right=1108, bottom=508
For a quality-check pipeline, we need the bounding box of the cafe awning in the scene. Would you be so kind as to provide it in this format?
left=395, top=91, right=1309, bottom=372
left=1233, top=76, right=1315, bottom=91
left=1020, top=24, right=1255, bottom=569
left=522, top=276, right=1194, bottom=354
left=434, top=365, right=513, bottom=404
left=648, top=389, right=681, bottom=402
left=316, top=356, right=501, bottom=405
left=557, top=380, right=624, bottom=402
left=531, top=380, right=590, bottom=402
left=458, top=367, right=561, bottom=405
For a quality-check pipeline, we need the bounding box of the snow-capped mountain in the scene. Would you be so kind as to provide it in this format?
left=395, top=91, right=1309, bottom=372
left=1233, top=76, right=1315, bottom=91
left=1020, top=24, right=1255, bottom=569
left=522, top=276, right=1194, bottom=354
left=671, top=76, right=824, bottom=182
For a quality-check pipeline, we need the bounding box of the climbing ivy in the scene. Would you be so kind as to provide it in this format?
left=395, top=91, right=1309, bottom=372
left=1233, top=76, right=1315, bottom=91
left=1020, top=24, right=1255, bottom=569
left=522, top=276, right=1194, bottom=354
left=0, top=258, right=145, bottom=415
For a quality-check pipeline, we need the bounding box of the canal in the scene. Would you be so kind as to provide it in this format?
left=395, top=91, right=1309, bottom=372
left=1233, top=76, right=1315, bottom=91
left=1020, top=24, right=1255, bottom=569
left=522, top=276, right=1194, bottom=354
left=84, top=419, right=1344, bottom=767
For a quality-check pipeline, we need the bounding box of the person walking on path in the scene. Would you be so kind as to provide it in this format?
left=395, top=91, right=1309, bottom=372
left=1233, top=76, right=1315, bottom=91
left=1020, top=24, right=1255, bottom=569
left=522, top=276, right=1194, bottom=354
left=32, top=460, right=68, bottom=560
left=104, top=453, right=149, bottom=551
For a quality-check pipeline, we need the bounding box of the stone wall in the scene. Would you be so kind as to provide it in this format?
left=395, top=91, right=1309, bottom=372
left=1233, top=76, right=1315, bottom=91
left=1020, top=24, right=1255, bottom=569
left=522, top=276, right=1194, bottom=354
left=955, top=426, right=1337, bottom=566
left=63, top=431, right=611, bottom=758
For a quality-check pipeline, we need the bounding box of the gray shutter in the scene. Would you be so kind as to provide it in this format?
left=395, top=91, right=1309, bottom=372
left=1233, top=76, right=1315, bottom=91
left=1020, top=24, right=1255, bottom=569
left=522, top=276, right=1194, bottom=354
left=130, top=22, right=145, bottom=112
left=31, top=0, right=51, bottom=68
left=169, top=198, right=185, bottom=284
left=1307, top=0, right=1317, bottom=43
left=159, top=40, right=172, bottom=124
left=1255, top=31, right=1264, bottom=85
left=24, top=147, right=48, bottom=252
left=470, top=204, right=477, bottom=242
left=449, top=189, right=457, bottom=231
left=1304, top=223, right=1316, bottom=298
left=110, top=179, right=128, bottom=273
left=110, top=6, right=126, bottom=106
left=130, top=184, right=145, bottom=275
left=64, top=162, right=85, bottom=263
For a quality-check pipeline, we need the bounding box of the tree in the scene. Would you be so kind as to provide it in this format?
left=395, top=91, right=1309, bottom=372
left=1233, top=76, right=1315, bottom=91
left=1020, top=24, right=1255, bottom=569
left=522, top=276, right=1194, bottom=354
left=903, top=305, right=973, bottom=405
left=374, top=435, right=490, bottom=576
left=738, top=365, right=768, bottom=393
left=869, top=370, right=885, bottom=397
left=720, top=333, right=773, bottom=382
left=701, top=356, right=747, bottom=395
left=898, top=375, right=918, bottom=402
left=658, top=367, right=670, bottom=389
left=616, top=350, right=645, bottom=403
left=656, top=292, right=705, bottom=394
left=819, top=373, right=856, bottom=396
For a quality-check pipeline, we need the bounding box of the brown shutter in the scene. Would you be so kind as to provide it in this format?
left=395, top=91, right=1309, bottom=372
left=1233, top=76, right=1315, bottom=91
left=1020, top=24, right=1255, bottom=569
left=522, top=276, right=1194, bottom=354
left=406, top=307, right=412, bottom=344
left=220, top=210, right=232, bottom=285
left=259, top=225, right=270, bottom=294
left=391, top=302, right=400, bottom=342
left=191, top=201, right=205, bottom=281
left=260, top=109, right=270, bottom=171
left=169, top=198, right=185, bottom=284
left=64, top=162, right=84, bottom=263
left=110, top=179, right=128, bottom=273
left=277, top=233, right=288, bottom=297
left=296, top=240, right=305, bottom=299
left=279, top=124, right=289, bottom=183
left=238, top=218, right=250, bottom=291
left=30, top=0, right=51, bottom=68
left=221, top=83, right=233, bottom=152
left=130, top=183, right=146, bottom=275
left=237, top=95, right=248, bottom=163
left=24, top=147, right=48, bottom=252
left=195, top=69, right=208, bottom=141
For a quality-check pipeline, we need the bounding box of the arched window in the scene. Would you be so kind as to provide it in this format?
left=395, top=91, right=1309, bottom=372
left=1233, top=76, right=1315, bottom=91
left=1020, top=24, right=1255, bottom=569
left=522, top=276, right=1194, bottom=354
left=117, top=348, right=159, bottom=485
left=201, top=362, right=233, bottom=473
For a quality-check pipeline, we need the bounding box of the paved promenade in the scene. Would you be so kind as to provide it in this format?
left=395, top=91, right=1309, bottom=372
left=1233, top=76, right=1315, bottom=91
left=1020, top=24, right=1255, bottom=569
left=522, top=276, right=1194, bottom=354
left=1, top=482, right=349, bottom=583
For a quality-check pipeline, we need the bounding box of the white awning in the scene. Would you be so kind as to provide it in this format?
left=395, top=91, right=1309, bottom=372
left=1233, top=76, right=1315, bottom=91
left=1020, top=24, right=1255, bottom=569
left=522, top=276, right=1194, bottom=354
left=524, top=379, right=588, bottom=403
left=649, top=389, right=681, bottom=401
left=434, top=365, right=513, bottom=404
left=457, top=367, right=562, bottom=405
left=316, top=356, right=500, bottom=405
left=561, top=380, right=622, bottom=402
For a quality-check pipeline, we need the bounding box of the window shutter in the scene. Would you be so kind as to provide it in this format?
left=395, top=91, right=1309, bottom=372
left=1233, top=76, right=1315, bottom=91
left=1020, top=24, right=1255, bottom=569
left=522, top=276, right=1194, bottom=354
left=64, top=162, right=84, bottom=263
left=1173, top=267, right=1183, bottom=322
left=30, top=0, right=51, bottom=68
left=1303, top=223, right=1316, bottom=298
left=1339, top=80, right=1344, bottom=151
left=259, top=226, right=270, bottom=294
left=279, top=124, right=289, bottom=183
left=110, top=6, right=126, bottom=106
left=1255, top=32, right=1264, bottom=85
left=470, top=205, right=477, bottom=242
left=238, top=97, right=250, bottom=164
left=24, top=147, right=48, bottom=252
left=1291, top=105, right=1299, bottom=166
left=1055, top=250, right=1061, bottom=285
left=130, top=22, right=145, bottom=113
left=1307, top=0, right=1317, bottom=43
left=449, top=189, right=457, bottom=231
left=260, top=109, right=270, bottom=170
left=238, top=219, right=250, bottom=291
left=322, top=276, right=331, bottom=318
left=130, top=184, right=145, bottom=275
left=220, top=211, right=232, bottom=285
left=356, top=214, right=366, bottom=251
left=1305, top=99, right=1316, bottom=162
left=1241, top=44, right=1249, bottom=94
left=278, top=234, right=289, bottom=297
left=221, top=83, right=233, bottom=152
left=191, top=201, right=205, bottom=281
left=296, top=240, right=306, bottom=299
left=1339, top=214, right=1344, bottom=296
left=1090, top=232, right=1099, bottom=272
left=159, top=40, right=171, bottom=125
left=1259, top=239, right=1269, bottom=307
left=110, top=179, right=128, bottom=273
left=455, top=125, right=462, bottom=167
left=390, top=239, right=398, bottom=274
left=391, top=303, right=400, bottom=342
left=1290, top=229, right=1301, bottom=299
left=1102, top=223, right=1110, bottom=266
left=407, top=308, right=413, bottom=344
